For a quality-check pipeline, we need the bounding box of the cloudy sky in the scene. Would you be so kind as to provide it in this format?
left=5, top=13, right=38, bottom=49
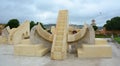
left=0, top=0, right=120, bottom=26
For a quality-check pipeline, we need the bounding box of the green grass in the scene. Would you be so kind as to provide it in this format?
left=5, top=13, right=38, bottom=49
left=95, top=34, right=110, bottom=38
left=114, top=37, right=120, bottom=44
left=95, top=34, right=120, bottom=44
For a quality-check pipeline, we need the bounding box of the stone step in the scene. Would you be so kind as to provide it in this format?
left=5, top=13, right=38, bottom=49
left=56, top=36, right=63, bottom=40
left=52, top=42, right=62, bottom=47
left=21, top=39, right=31, bottom=44
left=36, top=47, right=49, bottom=56
left=53, top=46, right=62, bottom=52
left=51, top=52, right=62, bottom=60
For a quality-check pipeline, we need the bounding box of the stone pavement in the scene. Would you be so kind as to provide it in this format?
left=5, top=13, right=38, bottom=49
left=0, top=38, right=120, bottom=66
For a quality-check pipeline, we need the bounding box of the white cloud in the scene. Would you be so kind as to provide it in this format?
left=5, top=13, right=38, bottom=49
left=0, top=0, right=120, bottom=26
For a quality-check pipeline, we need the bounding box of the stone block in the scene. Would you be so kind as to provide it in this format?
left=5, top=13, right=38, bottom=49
left=78, top=44, right=112, bottom=58
left=95, top=39, right=107, bottom=45
left=36, top=48, right=49, bottom=56
left=20, top=39, right=31, bottom=44
left=15, top=44, right=35, bottom=56
left=14, top=45, right=21, bottom=55
left=14, top=44, right=49, bottom=57
left=0, top=36, right=7, bottom=44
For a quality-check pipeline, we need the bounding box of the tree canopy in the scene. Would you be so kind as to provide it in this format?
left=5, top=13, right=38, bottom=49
left=30, top=21, right=46, bottom=30
left=5, top=19, right=20, bottom=29
left=5, top=19, right=46, bottom=31
left=92, top=25, right=98, bottom=31
left=30, top=21, right=36, bottom=30
left=104, top=16, right=120, bottom=30
left=39, top=22, right=46, bottom=30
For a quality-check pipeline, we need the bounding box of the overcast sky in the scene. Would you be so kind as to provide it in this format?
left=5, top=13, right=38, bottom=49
left=0, top=0, right=120, bottom=26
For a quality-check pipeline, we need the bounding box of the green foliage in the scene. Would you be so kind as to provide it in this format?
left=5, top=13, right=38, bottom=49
left=30, top=21, right=36, bottom=30
left=5, top=19, right=20, bottom=29
left=39, top=22, right=51, bottom=33
left=92, top=25, right=98, bottom=31
left=104, top=16, right=120, bottom=30
left=114, top=37, right=120, bottom=44
left=30, top=21, right=46, bottom=30
left=95, top=34, right=110, bottom=38
left=39, top=22, right=46, bottom=30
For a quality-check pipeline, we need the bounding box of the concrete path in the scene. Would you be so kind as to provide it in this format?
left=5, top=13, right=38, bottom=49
left=0, top=38, right=120, bottom=66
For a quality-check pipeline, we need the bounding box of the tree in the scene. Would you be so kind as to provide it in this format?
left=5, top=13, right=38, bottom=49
left=30, top=21, right=46, bottom=30
left=5, top=19, right=20, bottom=29
left=104, top=16, right=120, bottom=30
left=39, top=22, right=46, bottom=30
left=30, top=21, right=36, bottom=30
left=92, top=25, right=98, bottom=31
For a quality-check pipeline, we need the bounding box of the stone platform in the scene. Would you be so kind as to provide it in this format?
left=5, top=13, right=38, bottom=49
left=77, top=38, right=112, bottom=58
left=14, top=44, right=49, bottom=56
left=0, top=38, right=120, bottom=66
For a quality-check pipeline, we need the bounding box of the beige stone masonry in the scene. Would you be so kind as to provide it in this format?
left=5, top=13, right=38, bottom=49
left=36, top=23, right=53, bottom=42
left=51, top=10, right=68, bottom=60
left=13, top=10, right=112, bottom=60
left=77, top=39, right=112, bottom=58
left=8, top=21, right=30, bottom=44
left=0, top=36, right=7, bottom=44
left=14, top=44, right=49, bottom=56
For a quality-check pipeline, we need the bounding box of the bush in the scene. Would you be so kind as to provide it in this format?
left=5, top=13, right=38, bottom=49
left=5, top=19, right=20, bottom=29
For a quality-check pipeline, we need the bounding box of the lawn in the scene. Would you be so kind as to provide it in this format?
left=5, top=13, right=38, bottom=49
left=114, top=37, right=120, bottom=44
left=95, top=34, right=110, bottom=38
left=95, top=34, right=120, bottom=44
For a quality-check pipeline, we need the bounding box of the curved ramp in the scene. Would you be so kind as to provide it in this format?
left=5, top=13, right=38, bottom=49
left=36, top=23, right=88, bottom=43
left=36, top=24, right=53, bottom=42
left=68, top=24, right=88, bottom=42
left=8, top=21, right=30, bottom=44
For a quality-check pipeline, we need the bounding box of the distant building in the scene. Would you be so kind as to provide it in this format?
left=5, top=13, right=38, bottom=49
left=91, top=19, right=96, bottom=26
left=69, top=24, right=82, bottom=29
left=100, top=27, right=120, bottom=35
left=44, top=24, right=83, bottom=30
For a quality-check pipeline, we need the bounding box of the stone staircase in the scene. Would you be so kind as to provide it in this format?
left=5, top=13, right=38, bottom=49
left=51, top=10, right=68, bottom=60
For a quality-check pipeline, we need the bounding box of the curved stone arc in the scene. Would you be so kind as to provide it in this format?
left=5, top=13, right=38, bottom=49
left=68, top=24, right=88, bottom=43
left=8, top=21, right=30, bottom=44
left=36, top=23, right=53, bottom=42
left=36, top=23, right=88, bottom=43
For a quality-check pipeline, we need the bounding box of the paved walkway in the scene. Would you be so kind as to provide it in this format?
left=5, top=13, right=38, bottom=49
left=0, top=38, right=120, bottom=66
